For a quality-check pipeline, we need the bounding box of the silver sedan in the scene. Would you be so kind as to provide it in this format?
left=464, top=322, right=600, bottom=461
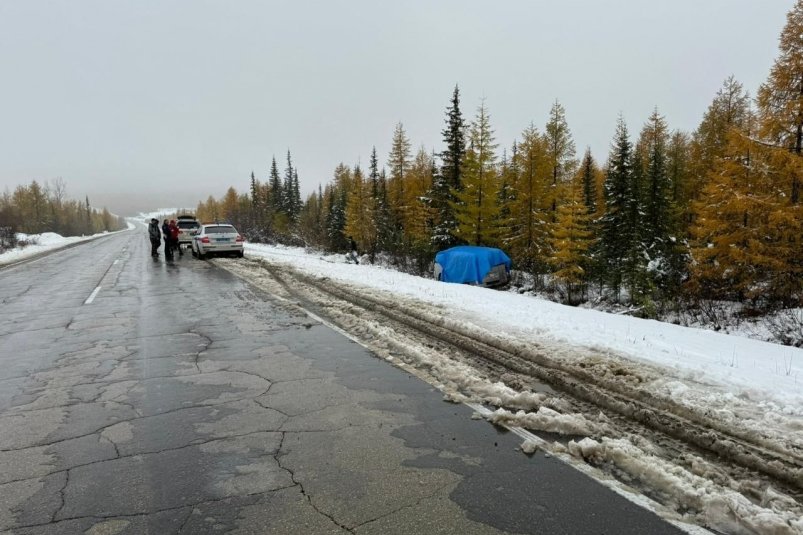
left=191, top=224, right=244, bottom=259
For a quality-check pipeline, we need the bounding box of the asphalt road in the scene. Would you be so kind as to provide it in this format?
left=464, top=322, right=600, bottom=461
left=0, top=230, right=687, bottom=534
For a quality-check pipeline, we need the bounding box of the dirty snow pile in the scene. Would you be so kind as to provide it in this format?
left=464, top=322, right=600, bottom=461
left=239, top=243, right=803, bottom=535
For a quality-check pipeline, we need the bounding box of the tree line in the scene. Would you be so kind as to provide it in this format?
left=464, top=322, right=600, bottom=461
left=0, top=178, right=127, bottom=250
left=196, top=0, right=803, bottom=318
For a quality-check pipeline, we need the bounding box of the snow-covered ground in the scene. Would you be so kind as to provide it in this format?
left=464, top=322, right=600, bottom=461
left=244, top=243, right=802, bottom=410
left=236, top=242, right=803, bottom=535
left=0, top=226, right=133, bottom=267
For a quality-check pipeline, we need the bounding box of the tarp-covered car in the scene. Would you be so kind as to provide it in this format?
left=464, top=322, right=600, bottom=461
left=433, top=246, right=512, bottom=288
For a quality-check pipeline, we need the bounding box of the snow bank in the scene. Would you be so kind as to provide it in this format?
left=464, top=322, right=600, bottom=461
left=0, top=231, right=114, bottom=266
left=243, top=243, right=803, bottom=410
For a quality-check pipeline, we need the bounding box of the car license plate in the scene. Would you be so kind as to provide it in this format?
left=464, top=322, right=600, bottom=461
left=216, top=238, right=230, bottom=242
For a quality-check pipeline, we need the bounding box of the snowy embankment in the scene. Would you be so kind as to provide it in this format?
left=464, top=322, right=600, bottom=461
left=239, top=243, right=803, bottom=533
left=244, top=243, right=802, bottom=411
left=0, top=225, right=133, bottom=267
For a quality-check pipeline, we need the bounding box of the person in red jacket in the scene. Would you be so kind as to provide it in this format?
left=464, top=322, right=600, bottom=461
left=169, top=220, right=181, bottom=256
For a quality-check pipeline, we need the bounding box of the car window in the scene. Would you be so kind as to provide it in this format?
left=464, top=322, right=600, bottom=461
left=205, top=225, right=236, bottom=234
left=178, top=221, right=199, bottom=229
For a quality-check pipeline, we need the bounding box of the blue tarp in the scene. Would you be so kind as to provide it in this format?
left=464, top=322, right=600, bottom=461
left=434, top=246, right=511, bottom=284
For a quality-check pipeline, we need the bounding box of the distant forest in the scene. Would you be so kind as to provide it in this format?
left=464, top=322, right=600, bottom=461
left=0, top=178, right=127, bottom=249
left=199, top=3, right=800, bottom=322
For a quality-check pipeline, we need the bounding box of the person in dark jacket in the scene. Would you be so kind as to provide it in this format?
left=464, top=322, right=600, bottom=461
left=148, top=218, right=161, bottom=257
left=162, top=219, right=173, bottom=259
left=348, top=236, right=359, bottom=264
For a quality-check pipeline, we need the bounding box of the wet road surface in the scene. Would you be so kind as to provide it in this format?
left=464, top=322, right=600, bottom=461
left=0, top=231, right=686, bottom=534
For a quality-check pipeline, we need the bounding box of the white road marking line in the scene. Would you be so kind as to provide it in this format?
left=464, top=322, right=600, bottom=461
left=84, top=286, right=101, bottom=305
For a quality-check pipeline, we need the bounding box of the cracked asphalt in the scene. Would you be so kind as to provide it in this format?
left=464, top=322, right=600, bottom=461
left=0, top=231, right=684, bottom=534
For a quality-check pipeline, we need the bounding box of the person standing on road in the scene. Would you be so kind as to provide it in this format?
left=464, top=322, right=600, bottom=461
left=162, top=219, right=173, bottom=260
left=169, top=219, right=181, bottom=256
left=148, top=218, right=161, bottom=257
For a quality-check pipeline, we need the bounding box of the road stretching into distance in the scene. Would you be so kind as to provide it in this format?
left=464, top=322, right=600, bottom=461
left=0, top=229, right=685, bottom=534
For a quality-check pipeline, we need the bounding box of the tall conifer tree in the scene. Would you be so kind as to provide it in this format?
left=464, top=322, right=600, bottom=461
left=387, top=123, right=412, bottom=232
left=550, top=175, right=592, bottom=304
left=269, top=157, right=282, bottom=213
left=757, top=0, right=803, bottom=203
left=453, top=100, right=499, bottom=246
left=507, top=125, right=551, bottom=277
left=598, top=116, right=634, bottom=298
left=432, top=85, right=465, bottom=249
left=579, top=148, right=598, bottom=214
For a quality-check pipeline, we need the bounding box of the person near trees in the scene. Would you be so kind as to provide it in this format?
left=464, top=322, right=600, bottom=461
left=348, top=235, right=359, bottom=264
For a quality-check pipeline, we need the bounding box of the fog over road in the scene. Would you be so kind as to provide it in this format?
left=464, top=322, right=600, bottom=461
left=0, top=231, right=684, bottom=534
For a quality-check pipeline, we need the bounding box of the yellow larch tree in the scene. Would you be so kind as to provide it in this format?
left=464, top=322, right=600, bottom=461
left=506, top=125, right=551, bottom=275
left=549, top=173, right=592, bottom=304
left=689, top=122, right=803, bottom=306
left=344, top=165, right=372, bottom=252
left=387, top=122, right=412, bottom=235
left=404, top=147, right=435, bottom=248
left=453, top=100, right=500, bottom=246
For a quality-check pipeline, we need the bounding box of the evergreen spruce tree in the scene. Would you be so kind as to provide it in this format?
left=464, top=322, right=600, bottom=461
left=442, top=85, right=465, bottom=191
left=638, top=109, right=680, bottom=303
left=366, top=147, right=383, bottom=261
left=625, top=142, right=650, bottom=306
left=642, top=110, right=671, bottom=259
left=579, top=148, right=598, bottom=214
left=269, top=157, right=282, bottom=214
left=598, top=116, right=634, bottom=299
left=283, top=151, right=295, bottom=219
left=324, top=165, right=351, bottom=252
left=248, top=171, right=264, bottom=240
left=664, top=131, right=693, bottom=297
left=249, top=171, right=259, bottom=210
left=432, top=85, right=465, bottom=250
left=292, top=168, right=301, bottom=220
left=84, top=195, right=92, bottom=234
left=377, top=168, right=402, bottom=257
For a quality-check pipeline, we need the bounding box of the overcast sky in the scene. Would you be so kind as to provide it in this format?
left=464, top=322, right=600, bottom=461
left=0, top=1, right=792, bottom=216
